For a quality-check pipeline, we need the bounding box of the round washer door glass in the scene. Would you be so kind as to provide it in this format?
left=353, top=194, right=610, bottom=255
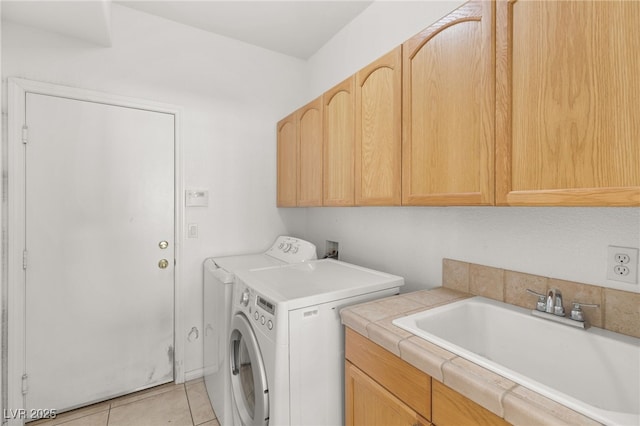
left=229, top=313, right=268, bottom=426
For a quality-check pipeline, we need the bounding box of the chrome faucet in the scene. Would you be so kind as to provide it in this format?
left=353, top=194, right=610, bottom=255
left=526, top=288, right=597, bottom=329
left=526, top=288, right=564, bottom=316
left=546, top=289, right=565, bottom=316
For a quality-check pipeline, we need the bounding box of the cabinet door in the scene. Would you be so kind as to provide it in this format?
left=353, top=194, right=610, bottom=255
left=355, top=46, right=402, bottom=206
left=496, top=0, right=640, bottom=206
left=432, top=381, right=510, bottom=426
left=297, top=97, right=323, bottom=206
left=402, top=1, right=494, bottom=206
left=277, top=112, right=297, bottom=207
left=324, top=77, right=355, bottom=206
left=345, top=328, right=431, bottom=420
left=346, top=361, right=430, bottom=426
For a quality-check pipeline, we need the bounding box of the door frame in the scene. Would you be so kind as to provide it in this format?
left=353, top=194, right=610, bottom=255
left=6, top=78, right=185, bottom=424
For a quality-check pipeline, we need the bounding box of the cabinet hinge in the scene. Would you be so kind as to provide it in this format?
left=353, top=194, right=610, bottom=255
left=22, top=374, right=28, bottom=395
left=23, top=250, right=28, bottom=270
left=22, top=125, right=28, bottom=144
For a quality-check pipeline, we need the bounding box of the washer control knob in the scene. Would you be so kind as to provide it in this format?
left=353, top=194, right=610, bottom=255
left=291, top=245, right=299, bottom=254
left=254, top=311, right=259, bottom=320
left=240, top=290, right=250, bottom=307
left=267, top=320, right=273, bottom=330
left=260, top=316, right=266, bottom=325
left=282, top=243, right=292, bottom=253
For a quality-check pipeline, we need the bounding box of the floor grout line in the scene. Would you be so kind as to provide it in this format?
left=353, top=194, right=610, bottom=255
left=183, top=384, right=197, bottom=426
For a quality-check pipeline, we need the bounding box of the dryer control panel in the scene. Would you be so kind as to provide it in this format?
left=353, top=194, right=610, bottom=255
left=257, top=295, right=275, bottom=315
left=265, top=236, right=317, bottom=263
left=234, top=282, right=278, bottom=342
left=251, top=292, right=276, bottom=334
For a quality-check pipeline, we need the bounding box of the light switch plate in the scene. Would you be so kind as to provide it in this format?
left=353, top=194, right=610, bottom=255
left=187, top=223, right=198, bottom=239
left=185, top=189, right=209, bottom=207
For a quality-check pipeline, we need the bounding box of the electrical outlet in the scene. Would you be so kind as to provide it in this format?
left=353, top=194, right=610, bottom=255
left=607, top=246, right=639, bottom=284
left=615, top=253, right=631, bottom=264
left=613, top=265, right=630, bottom=276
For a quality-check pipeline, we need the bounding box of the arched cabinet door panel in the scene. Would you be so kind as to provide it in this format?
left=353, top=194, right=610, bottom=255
left=297, top=97, right=323, bottom=207
left=402, top=1, right=495, bottom=206
left=276, top=112, right=298, bottom=207
left=323, top=76, right=355, bottom=206
left=355, top=46, right=402, bottom=206
left=277, top=97, right=323, bottom=208
left=496, top=0, right=640, bottom=206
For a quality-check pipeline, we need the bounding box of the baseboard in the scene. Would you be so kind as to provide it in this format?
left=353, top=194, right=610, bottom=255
left=183, top=368, right=204, bottom=383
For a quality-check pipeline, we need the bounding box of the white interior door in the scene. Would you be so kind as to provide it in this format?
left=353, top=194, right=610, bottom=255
left=24, top=92, right=175, bottom=413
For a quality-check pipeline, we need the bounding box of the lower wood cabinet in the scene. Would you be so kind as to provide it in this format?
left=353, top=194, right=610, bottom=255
left=345, top=327, right=511, bottom=426
left=345, top=328, right=431, bottom=424
left=432, top=380, right=510, bottom=426
left=346, top=361, right=431, bottom=426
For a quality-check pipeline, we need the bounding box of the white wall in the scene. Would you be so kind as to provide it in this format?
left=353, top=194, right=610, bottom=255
left=308, top=0, right=466, bottom=97
left=1, top=4, right=307, bottom=377
left=303, top=207, right=640, bottom=293
left=301, top=1, right=640, bottom=294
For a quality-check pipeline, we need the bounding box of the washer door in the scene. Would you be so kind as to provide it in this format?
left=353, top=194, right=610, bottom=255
left=229, top=313, right=269, bottom=426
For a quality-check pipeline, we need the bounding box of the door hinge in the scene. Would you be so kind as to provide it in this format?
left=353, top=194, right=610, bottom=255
left=22, top=125, right=29, bottom=144
left=23, top=250, right=28, bottom=270
left=22, top=374, right=28, bottom=395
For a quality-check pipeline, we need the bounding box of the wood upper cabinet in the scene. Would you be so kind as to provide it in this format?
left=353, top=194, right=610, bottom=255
left=402, top=1, right=495, bottom=206
left=277, top=98, right=323, bottom=207
left=297, top=97, right=323, bottom=206
left=355, top=47, right=403, bottom=206
left=276, top=112, right=297, bottom=207
left=323, top=76, right=355, bottom=206
left=496, top=0, right=640, bottom=206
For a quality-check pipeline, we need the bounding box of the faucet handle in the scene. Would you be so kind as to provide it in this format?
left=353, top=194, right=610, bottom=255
left=526, top=289, right=547, bottom=312
left=552, top=289, right=565, bottom=316
left=570, top=301, right=600, bottom=322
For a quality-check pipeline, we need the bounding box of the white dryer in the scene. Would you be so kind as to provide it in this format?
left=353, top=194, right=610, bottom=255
left=203, top=236, right=316, bottom=426
left=229, top=259, right=404, bottom=426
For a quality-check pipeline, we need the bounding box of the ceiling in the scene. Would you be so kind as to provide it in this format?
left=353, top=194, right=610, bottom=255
left=2, top=0, right=373, bottom=59
left=119, top=1, right=373, bottom=59
left=2, top=0, right=113, bottom=46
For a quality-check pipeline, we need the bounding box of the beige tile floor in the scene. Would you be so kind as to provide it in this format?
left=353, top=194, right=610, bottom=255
left=30, top=378, right=219, bottom=426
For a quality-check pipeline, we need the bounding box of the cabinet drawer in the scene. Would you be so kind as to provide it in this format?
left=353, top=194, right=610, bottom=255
left=345, top=328, right=431, bottom=420
left=432, top=380, right=510, bottom=426
left=346, top=361, right=431, bottom=426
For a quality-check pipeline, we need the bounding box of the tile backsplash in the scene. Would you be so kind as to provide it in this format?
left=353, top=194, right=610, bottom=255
left=443, top=258, right=640, bottom=339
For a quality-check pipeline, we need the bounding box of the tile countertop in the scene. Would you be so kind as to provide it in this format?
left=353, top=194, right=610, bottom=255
left=340, top=287, right=602, bottom=426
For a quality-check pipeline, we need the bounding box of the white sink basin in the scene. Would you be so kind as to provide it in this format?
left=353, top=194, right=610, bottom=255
left=393, top=296, right=640, bottom=426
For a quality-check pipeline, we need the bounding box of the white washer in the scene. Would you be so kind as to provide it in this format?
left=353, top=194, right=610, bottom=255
left=229, top=259, right=404, bottom=426
left=203, top=236, right=317, bottom=426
